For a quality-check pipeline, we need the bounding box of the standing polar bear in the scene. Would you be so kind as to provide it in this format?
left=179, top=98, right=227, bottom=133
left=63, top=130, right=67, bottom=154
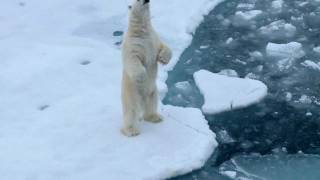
left=121, top=0, right=172, bottom=137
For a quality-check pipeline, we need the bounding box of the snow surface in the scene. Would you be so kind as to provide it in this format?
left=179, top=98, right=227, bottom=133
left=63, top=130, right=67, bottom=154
left=0, top=0, right=225, bottom=179
left=194, top=70, right=268, bottom=114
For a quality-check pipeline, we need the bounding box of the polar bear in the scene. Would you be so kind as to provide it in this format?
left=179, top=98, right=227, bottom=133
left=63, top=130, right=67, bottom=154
left=121, top=0, right=172, bottom=137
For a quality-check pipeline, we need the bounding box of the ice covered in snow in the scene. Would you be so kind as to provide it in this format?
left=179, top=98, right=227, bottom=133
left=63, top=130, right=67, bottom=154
left=0, top=0, right=225, bottom=179
left=258, top=20, right=296, bottom=40
left=266, top=42, right=305, bottom=60
left=193, top=70, right=268, bottom=114
left=301, top=60, right=320, bottom=71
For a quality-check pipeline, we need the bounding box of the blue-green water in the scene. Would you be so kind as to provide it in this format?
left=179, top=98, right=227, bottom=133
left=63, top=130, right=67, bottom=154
left=165, top=0, right=320, bottom=179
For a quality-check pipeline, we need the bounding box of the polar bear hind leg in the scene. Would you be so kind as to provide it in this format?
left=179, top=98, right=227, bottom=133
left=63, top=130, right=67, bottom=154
left=121, top=74, right=145, bottom=137
left=143, top=88, right=163, bottom=123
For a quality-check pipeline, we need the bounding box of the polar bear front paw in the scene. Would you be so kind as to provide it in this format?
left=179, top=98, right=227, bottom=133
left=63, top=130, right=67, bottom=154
left=144, top=113, right=163, bottom=123
left=121, top=126, right=140, bottom=137
left=157, top=45, right=172, bottom=65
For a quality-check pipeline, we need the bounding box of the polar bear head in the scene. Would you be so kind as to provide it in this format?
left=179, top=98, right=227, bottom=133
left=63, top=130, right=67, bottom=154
left=128, top=0, right=150, bottom=19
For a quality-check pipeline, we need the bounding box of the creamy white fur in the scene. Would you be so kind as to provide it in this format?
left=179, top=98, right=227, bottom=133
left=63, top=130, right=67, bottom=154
left=121, top=0, right=172, bottom=137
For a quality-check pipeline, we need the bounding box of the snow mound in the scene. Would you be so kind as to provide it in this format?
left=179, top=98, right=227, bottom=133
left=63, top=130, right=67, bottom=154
left=194, top=70, right=268, bottom=114
left=258, top=20, right=296, bottom=40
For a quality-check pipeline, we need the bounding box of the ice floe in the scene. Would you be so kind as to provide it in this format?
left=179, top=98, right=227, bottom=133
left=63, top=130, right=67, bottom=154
left=0, top=0, right=225, bottom=179
left=194, top=70, right=268, bottom=114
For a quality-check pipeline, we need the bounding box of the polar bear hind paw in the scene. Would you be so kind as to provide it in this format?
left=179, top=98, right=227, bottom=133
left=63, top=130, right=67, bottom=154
left=121, top=126, right=140, bottom=137
left=144, top=113, right=163, bottom=123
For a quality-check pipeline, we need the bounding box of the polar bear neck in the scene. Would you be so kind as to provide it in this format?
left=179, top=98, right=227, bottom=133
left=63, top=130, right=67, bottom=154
left=128, top=9, right=152, bottom=37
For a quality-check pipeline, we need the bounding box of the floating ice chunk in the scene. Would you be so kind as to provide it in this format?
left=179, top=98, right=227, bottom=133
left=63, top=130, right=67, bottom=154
left=271, top=0, right=284, bottom=12
left=237, top=3, right=255, bottom=10
left=258, top=20, right=296, bottom=40
left=266, top=42, right=305, bottom=60
left=299, top=95, right=312, bottom=104
left=286, top=92, right=293, bottom=101
left=218, top=69, right=239, bottom=77
left=306, top=112, right=313, bottom=116
left=301, top=60, right=320, bottom=71
left=313, top=46, right=320, bottom=55
left=200, top=45, right=209, bottom=49
left=174, top=81, right=193, bottom=94
left=245, top=73, right=259, bottom=80
left=235, top=10, right=263, bottom=20
left=217, top=130, right=235, bottom=143
left=221, top=170, right=237, bottom=179
left=232, top=10, right=263, bottom=27
left=194, top=70, right=268, bottom=114
left=225, top=37, right=233, bottom=45
left=304, top=12, right=320, bottom=28
left=249, top=51, right=263, bottom=60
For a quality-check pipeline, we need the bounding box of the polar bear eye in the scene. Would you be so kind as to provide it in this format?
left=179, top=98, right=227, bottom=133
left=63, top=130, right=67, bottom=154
left=128, top=5, right=132, bottom=9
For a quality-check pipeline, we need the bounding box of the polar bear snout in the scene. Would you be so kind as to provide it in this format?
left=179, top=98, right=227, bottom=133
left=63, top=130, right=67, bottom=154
left=143, top=0, right=150, bottom=5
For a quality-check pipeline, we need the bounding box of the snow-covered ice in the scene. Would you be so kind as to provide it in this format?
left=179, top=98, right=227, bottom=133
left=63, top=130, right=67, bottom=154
left=193, top=70, right=268, bottom=114
left=0, top=0, right=225, bottom=179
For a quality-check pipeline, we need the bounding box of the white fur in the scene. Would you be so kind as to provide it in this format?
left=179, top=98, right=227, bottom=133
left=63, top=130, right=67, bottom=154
left=121, top=0, right=172, bottom=137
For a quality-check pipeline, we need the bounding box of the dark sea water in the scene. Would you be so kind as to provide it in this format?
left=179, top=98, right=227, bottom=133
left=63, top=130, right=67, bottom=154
left=164, top=0, right=320, bottom=179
